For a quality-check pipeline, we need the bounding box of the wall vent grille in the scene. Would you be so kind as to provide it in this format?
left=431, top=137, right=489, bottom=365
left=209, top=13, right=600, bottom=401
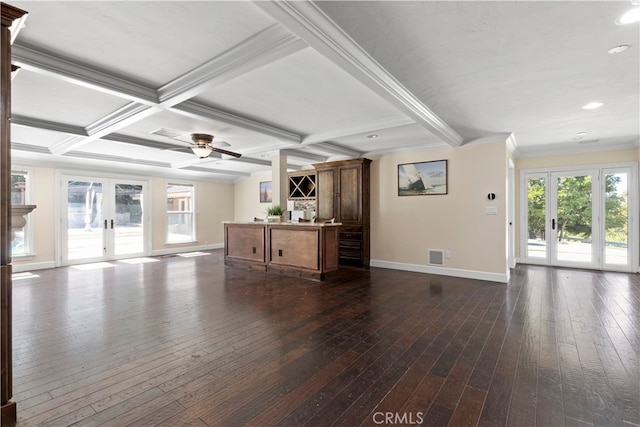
left=428, top=249, right=445, bottom=266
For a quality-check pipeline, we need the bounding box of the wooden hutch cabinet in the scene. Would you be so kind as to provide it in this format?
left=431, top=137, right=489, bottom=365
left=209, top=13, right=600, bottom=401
left=313, top=158, right=371, bottom=267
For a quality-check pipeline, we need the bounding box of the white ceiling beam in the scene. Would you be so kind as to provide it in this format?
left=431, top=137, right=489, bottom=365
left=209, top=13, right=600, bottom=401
left=280, top=148, right=327, bottom=162
left=49, top=135, right=88, bottom=155
left=85, top=103, right=162, bottom=138
left=173, top=101, right=302, bottom=143
left=254, top=0, right=464, bottom=147
left=12, top=43, right=158, bottom=105
left=102, top=133, right=183, bottom=150
left=157, top=24, right=307, bottom=107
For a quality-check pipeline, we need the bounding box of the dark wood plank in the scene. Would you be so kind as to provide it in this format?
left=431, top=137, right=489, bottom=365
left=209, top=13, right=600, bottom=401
left=8, top=256, right=640, bottom=426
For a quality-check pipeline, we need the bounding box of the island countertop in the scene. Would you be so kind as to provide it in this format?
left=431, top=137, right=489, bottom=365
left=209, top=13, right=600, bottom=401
left=223, top=221, right=341, bottom=227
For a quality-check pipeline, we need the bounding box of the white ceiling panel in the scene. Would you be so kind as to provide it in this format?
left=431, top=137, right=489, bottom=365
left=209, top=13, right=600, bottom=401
left=11, top=1, right=277, bottom=87
left=12, top=70, right=129, bottom=126
left=11, top=124, right=72, bottom=148
left=194, top=48, right=407, bottom=136
left=317, top=1, right=640, bottom=148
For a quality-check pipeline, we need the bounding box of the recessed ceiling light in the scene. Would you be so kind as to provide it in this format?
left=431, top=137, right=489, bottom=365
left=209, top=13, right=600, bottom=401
left=366, top=134, right=378, bottom=139
left=582, top=102, right=604, bottom=110
left=616, top=7, right=640, bottom=25
left=573, top=132, right=588, bottom=140
left=608, top=45, right=629, bottom=54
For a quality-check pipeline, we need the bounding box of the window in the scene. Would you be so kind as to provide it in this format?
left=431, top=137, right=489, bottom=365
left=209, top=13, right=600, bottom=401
left=11, top=169, right=31, bottom=256
left=166, top=183, right=195, bottom=243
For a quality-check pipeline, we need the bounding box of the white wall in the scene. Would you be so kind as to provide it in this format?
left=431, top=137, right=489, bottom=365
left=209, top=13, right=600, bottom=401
left=233, top=172, right=274, bottom=221
left=370, top=141, right=509, bottom=282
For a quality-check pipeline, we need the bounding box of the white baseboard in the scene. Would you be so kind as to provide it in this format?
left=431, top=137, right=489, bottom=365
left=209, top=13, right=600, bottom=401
left=370, top=259, right=509, bottom=283
left=12, top=244, right=224, bottom=273
left=12, top=261, right=56, bottom=273
left=150, top=243, right=224, bottom=257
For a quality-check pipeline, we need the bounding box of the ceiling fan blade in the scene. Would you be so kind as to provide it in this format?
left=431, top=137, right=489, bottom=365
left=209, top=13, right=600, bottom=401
left=211, top=147, right=242, bottom=158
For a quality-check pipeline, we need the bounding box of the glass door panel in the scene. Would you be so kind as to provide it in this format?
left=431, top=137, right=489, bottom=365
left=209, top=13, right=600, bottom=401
left=526, top=175, right=547, bottom=261
left=553, top=173, right=596, bottom=265
left=64, top=179, right=105, bottom=262
left=114, top=183, right=144, bottom=256
left=604, top=171, right=629, bottom=267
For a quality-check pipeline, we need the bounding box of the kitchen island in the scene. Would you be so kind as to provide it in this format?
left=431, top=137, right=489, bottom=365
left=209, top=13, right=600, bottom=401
left=224, top=221, right=340, bottom=280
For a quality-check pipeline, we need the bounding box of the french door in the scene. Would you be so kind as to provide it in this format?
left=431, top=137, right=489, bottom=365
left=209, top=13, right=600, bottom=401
left=522, top=165, right=637, bottom=272
left=60, top=175, right=148, bottom=265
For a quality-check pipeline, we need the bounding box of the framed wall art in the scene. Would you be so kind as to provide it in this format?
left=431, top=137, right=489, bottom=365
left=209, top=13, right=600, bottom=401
left=260, top=181, right=272, bottom=203
left=398, top=160, right=448, bottom=196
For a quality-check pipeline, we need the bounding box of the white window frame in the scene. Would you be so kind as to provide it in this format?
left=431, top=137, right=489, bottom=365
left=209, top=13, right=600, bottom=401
left=166, top=181, right=196, bottom=244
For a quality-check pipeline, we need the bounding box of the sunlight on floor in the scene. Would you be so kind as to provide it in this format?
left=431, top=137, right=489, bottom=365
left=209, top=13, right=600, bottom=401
left=177, top=252, right=211, bottom=258
left=119, top=257, right=159, bottom=264
left=12, top=272, right=40, bottom=280
left=71, top=262, right=117, bottom=270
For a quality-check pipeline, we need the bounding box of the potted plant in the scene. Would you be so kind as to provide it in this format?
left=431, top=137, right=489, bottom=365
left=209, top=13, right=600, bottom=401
left=265, top=205, right=284, bottom=222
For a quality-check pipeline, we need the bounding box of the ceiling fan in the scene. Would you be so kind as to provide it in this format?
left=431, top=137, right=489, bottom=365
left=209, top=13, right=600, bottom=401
left=180, top=133, right=242, bottom=159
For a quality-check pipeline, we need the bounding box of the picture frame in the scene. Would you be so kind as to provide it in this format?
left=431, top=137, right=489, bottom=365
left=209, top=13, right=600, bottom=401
left=260, top=181, right=272, bottom=203
left=398, top=160, right=448, bottom=196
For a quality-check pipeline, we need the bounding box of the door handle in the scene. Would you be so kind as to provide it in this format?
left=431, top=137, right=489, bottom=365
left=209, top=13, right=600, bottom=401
left=111, top=219, right=114, bottom=229
left=552, top=218, right=556, bottom=230
left=104, top=219, right=107, bottom=229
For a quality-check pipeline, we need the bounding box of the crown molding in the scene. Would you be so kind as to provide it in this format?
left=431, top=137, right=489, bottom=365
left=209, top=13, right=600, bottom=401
left=12, top=43, right=158, bottom=104
left=281, top=148, right=327, bottom=162
left=11, top=115, right=87, bottom=136
left=301, top=116, right=414, bottom=145
left=63, top=150, right=171, bottom=168
left=10, top=142, right=50, bottom=154
left=172, top=101, right=301, bottom=143
left=516, top=140, right=640, bottom=159
left=255, top=0, right=463, bottom=147
left=183, top=166, right=250, bottom=177
left=310, top=141, right=362, bottom=157
left=157, top=24, right=306, bottom=107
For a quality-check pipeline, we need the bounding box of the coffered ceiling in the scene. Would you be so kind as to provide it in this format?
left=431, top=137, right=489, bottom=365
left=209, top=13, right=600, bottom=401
left=8, top=1, right=639, bottom=182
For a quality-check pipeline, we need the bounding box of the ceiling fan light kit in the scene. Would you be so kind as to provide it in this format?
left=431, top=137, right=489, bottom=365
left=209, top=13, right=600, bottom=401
left=188, top=133, right=242, bottom=159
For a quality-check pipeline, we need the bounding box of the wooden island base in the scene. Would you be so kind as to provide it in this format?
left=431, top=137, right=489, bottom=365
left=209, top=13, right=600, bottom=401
left=224, top=222, right=340, bottom=280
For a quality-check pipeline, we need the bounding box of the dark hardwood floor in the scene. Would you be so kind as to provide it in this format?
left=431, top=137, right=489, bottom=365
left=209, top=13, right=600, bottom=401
left=10, top=250, right=639, bottom=426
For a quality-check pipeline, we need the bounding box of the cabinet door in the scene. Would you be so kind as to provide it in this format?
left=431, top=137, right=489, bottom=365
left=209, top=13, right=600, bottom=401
left=225, top=225, right=265, bottom=262
left=316, top=168, right=336, bottom=220
left=337, top=164, right=361, bottom=223
left=270, top=228, right=319, bottom=270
